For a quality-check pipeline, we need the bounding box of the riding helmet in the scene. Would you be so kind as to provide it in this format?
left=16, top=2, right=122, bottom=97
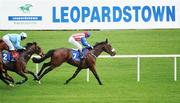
left=20, top=32, right=27, bottom=38
left=84, top=31, right=91, bottom=37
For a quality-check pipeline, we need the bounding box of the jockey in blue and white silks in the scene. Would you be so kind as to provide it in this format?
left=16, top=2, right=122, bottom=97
left=68, top=31, right=93, bottom=58
left=2, top=32, right=27, bottom=59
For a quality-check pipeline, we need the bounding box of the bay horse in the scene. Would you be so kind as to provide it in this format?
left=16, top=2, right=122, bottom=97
left=1, top=42, right=44, bottom=86
left=32, top=39, right=116, bottom=85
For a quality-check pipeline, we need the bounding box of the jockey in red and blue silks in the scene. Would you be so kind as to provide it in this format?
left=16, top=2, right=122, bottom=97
left=68, top=31, right=92, bottom=58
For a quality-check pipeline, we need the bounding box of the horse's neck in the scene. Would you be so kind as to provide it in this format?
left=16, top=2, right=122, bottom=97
left=92, top=46, right=104, bottom=57
left=20, top=49, right=34, bottom=63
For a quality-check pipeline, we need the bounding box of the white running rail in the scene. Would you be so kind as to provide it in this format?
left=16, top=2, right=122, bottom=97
left=32, top=54, right=180, bottom=82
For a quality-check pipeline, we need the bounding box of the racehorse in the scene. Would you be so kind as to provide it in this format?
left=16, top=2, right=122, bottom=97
left=32, top=39, right=116, bottom=85
left=1, top=42, right=44, bottom=86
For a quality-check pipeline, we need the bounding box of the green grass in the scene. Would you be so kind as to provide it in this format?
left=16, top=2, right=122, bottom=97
left=0, top=30, right=180, bottom=103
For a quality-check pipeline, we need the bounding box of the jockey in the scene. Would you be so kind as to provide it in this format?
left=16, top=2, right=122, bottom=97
left=2, top=32, right=27, bottom=59
left=69, top=31, right=93, bottom=58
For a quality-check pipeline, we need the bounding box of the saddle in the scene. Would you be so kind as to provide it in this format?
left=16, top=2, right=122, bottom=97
left=71, top=48, right=89, bottom=61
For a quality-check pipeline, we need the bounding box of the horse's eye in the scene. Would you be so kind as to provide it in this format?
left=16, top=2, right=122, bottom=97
left=36, top=47, right=40, bottom=51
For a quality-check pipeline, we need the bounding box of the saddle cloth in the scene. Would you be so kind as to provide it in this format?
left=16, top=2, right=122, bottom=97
left=2, top=51, right=16, bottom=63
left=71, top=48, right=89, bottom=61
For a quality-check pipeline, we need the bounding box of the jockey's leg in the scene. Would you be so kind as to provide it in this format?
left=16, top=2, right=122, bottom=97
left=68, top=37, right=83, bottom=58
left=2, top=35, right=15, bottom=51
left=11, top=50, right=18, bottom=59
left=69, top=37, right=83, bottom=51
left=2, top=35, right=18, bottom=59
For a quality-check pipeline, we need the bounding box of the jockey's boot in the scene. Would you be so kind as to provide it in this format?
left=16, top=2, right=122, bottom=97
left=11, top=50, right=18, bottom=60
left=80, top=51, right=84, bottom=59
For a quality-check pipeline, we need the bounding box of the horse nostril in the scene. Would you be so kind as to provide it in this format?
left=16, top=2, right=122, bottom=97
left=112, top=52, right=116, bottom=56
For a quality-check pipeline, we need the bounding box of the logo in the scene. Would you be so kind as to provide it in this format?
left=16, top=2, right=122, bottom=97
left=19, top=4, right=33, bottom=13
left=8, top=4, right=42, bottom=22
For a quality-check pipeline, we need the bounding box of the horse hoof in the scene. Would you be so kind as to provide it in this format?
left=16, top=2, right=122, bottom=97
left=36, top=81, right=41, bottom=84
left=33, top=78, right=38, bottom=81
left=9, top=84, right=15, bottom=87
left=64, top=82, right=68, bottom=85
left=16, top=82, right=21, bottom=85
left=64, top=80, right=69, bottom=85
left=99, top=83, right=103, bottom=85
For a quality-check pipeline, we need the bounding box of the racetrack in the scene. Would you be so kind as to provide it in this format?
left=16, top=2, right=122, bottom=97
left=0, top=29, right=180, bottom=103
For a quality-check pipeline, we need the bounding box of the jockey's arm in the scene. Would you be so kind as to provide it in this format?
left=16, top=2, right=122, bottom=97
left=81, top=37, right=91, bottom=47
left=14, top=37, right=23, bottom=50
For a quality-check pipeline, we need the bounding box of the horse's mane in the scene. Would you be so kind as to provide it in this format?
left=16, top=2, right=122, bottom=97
left=25, top=42, right=37, bottom=49
left=93, top=41, right=107, bottom=48
left=0, top=39, right=3, bottom=43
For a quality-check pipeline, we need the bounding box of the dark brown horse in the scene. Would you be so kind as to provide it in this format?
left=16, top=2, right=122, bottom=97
left=32, top=39, right=116, bottom=85
left=1, top=42, right=44, bottom=86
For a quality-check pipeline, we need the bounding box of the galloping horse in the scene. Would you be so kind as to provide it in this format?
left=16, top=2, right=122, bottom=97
left=1, top=42, right=44, bottom=86
left=32, top=39, right=116, bottom=85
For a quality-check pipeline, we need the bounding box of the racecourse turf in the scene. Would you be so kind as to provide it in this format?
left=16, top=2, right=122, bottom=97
left=0, top=30, right=180, bottom=103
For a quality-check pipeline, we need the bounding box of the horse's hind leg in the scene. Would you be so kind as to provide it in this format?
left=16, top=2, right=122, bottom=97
left=90, top=66, right=103, bottom=85
left=65, top=68, right=82, bottom=85
left=0, top=63, right=10, bottom=85
left=4, top=71, right=14, bottom=84
left=0, top=72, right=10, bottom=85
left=37, top=66, right=56, bottom=81
left=37, top=62, right=51, bottom=76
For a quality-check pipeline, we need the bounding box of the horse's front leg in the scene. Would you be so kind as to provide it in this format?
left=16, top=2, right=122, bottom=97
left=89, top=65, right=103, bottom=85
left=14, top=62, right=28, bottom=85
left=24, top=69, right=38, bottom=80
left=15, top=71, right=28, bottom=85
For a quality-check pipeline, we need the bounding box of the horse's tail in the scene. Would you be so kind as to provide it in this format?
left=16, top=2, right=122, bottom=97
left=32, top=49, right=55, bottom=63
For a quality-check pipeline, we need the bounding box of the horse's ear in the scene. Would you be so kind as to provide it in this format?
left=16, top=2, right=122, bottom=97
left=33, top=42, right=37, bottom=45
left=105, top=38, right=108, bottom=43
left=26, top=43, right=32, bottom=46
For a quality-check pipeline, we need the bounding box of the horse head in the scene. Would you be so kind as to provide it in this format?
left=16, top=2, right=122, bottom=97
left=93, top=39, right=116, bottom=56
left=102, top=39, right=116, bottom=56
left=25, top=42, right=44, bottom=57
